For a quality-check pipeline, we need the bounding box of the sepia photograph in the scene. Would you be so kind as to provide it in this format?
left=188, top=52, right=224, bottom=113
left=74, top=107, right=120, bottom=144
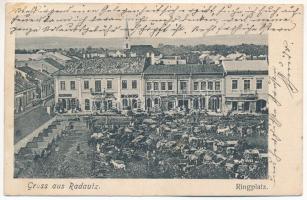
left=14, top=20, right=268, bottom=179
left=4, top=2, right=303, bottom=196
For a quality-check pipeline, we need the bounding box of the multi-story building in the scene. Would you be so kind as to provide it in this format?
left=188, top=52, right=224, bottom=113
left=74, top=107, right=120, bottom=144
left=53, top=57, right=145, bottom=112
left=143, top=64, right=225, bottom=112
left=53, top=56, right=268, bottom=114
left=223, top=60, right=268, bottom=113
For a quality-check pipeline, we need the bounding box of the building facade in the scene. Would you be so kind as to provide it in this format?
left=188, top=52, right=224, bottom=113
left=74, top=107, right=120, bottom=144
left=16, top=66, right=54, bottom=100
left=54, top=57, right=145, bottom=113
left=143, top=64, right=224, bottom=112
left=223, top=60, right=268, bottom=113
left=15, top=72, right=37, bottom=114
left=53, top=58, right=268, bottom=114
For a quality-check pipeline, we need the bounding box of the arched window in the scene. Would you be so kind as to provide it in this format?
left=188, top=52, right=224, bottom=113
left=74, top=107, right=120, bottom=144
left=154, top=98, right=159, bottom=105
left=256, top=99, right=267, bottom=112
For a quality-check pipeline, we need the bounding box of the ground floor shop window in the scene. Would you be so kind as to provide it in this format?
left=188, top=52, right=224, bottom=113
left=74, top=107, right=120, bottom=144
left=243, top=102, right=250, bottom=112
left=85, top=99, right=90, bottom=110
left=208, top=96, right=220, bottom=112
left=256, top=99, right=266, bottom=112
left=122, top=99, right=128, bottom=108
left=200, top=98, right=205, bottom=109
left=178, top=100, right=189, bottom=109
left=154, top=98, right=159, bottom=106
left=193, top=98, right=199, bottom=109
left=167, top=102, right=174, bottom=110
left=107, top=100, right=112, bottom=109
left=71, top=98, right=76, bottom=109
left=95, top=101, right=101, bottom=110
left=146, top=98, right=152, bottom=108
left=232, top=102, right=238, bottom=111
left=132, top=99, right=138, bottom=109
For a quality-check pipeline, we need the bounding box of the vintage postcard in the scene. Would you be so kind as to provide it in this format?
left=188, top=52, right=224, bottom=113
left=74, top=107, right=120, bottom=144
left=4, top=2, right=303, bottom=196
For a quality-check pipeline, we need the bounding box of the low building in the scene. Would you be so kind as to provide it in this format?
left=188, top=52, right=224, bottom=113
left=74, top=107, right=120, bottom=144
left=159, top=56, right=187, bottom=65
left=15, top=58, right=64, bottom=74
left=16, top=66, right=54, bottom=100
left=225, top=52, right=247, bottom=61
left=15, top=72, right=37, bottom=113
left=223, top=60, right=268, bottom=113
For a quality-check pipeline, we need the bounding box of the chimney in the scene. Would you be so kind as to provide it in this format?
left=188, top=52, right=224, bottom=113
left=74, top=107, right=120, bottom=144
left=150, top=52, right=155, bottom=65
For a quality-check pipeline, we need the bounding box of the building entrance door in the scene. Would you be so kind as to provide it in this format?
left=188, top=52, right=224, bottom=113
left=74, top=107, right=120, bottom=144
left=178, top=100, right=189, bottom=109
left=256, top=100, right=266, bottom=112
left=243, top=102, right=250, bottom=112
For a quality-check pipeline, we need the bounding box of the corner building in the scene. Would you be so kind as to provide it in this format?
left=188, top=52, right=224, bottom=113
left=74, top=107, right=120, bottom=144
left=53, top=57, right=145, bottom=112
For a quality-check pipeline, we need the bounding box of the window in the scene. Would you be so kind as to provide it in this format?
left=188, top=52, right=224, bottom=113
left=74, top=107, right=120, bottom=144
left=232, top=80, right=238, bottom=90
left=256, top=79, right=262, bottom=89
left=232, top=102, right=238, bottom=111
left=71, top=98, right=76, bottom=108
left=215, top=81, right=220, bottom=91
left=122, top=80, right=127, bottom=89
left=85, top=99, right=90, bottom=110
left=95, top=80, right=101, bottom=92
left=154, top=98, right=159, bottom=105
left=60, top=81, right=65, bottom=90
left=244, top=80, right=250, bottom=91
left=147, top=82, right=152, bottom=90
left=154, top=82, right=159, bottom=90
left=132, top=80, right=137, bottom=89
left=84, top=80, right=89, bottom=90
left=132, top=99, right=138, bottom=108
left=161, top=82, right=166, bottom=90
left=180, top=81, right=187, bottom=91
left=168, top=82, right=173, bottom=90
left=208, top=81, right=213, bottom=90
left=107, top=80, right=112, bottom=89
left=122, top=99, right=128, bottom=107
left=201, top=82, right=206, bottom=90
left=194, top=82, right=199, bottom=90
left=70, top=81, right=75, bottom=90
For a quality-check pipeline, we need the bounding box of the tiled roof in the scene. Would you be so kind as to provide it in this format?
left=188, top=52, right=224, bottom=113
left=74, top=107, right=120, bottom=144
left=143, top=64, right=224, bottom=75
left=43, top=58, right=65, bottom=70
left=15, top=72, right=36, bottom=94
left=17, top=66, right=52, bottom=81
left=15, top=60, right=60, bottom=74
left=15, top=53, right=43, bottom=61
left=223, top=60, right=268, bottom=73
left=55, top=57, right=146, bottom=75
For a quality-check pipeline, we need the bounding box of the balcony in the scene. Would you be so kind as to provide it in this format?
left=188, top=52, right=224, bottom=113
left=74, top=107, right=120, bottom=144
left=90, top=88, right=114, bottom=97
left=178, top=89, right=190, bottom=95
left=145, top=90, right=176, bottom=96
left=240, top=89, right=257, bottom=97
